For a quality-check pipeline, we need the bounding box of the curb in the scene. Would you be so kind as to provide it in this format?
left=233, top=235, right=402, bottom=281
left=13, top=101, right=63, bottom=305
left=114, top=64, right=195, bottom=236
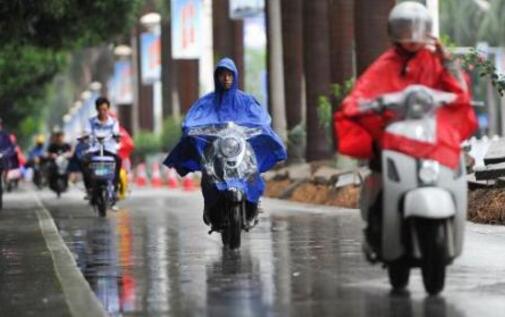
left=33, top=193, right=108, bottom=317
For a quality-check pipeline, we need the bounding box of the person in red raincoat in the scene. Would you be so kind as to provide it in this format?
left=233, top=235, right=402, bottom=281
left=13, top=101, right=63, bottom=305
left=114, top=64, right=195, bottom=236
left=117, top=126, right=134, bottom=169
left=334, top=2, right=478, bottom=255
left=334, top=2, right=477, bottom=170
left=9, top=134, right=26, bottom=168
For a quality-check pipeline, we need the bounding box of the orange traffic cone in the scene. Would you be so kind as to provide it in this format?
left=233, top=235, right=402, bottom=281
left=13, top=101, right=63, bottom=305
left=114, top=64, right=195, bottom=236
left=135, top=163, right=148, bottom=187
left=151, top=162, right=163, bottom=187
left=165, top=167, right=179, bottom=189
left=182, top=173, right=195, bottom=191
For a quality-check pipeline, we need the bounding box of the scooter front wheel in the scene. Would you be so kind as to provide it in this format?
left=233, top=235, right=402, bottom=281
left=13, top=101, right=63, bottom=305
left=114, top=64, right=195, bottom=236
left=417, top=219, right=447, bottom=296
left=96, top=189, right=107, bottom=218
left=222, top=203, right=242, bottom=250
left=388, top=259, right=410, bottom=291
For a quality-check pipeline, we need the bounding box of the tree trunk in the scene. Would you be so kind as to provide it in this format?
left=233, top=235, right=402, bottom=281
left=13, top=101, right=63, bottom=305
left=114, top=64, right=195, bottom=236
left=212, top=0, right=244, bottom=88
left=176, top=59, right=199, bottom=114
left=266, top=0, right=287, bottom=142
left=281, top=0, right=304, bottom=130
left=328, top=0, right=355, bottom=151
left=303, top=0, right=332, bottom=161
left=354, top=0, right=395, bottom=75
left=329, top=0, right=355, bottom=86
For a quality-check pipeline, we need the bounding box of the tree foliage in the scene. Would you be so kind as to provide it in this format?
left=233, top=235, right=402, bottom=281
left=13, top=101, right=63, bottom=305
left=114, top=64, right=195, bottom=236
left=0, top=0, right=141, bottom=49
left=0, top=0, right=142, bottom=142
left=440, top=0, right=486, bottom=46
left=477, top=0, right=505, bottom=46
left=440, top=0, right=505, bottom=47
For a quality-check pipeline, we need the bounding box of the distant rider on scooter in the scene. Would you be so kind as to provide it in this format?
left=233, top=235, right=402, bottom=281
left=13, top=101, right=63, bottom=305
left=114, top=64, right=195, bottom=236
left=47, top=130, right=72, bottom=195
left=84, top=97, right=121, bottom=205
left=0, top=118, right=16, bottom=180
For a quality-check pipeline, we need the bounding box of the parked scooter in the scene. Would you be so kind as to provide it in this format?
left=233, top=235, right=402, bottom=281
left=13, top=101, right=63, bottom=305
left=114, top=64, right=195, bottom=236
left=88, top=134, right=117, bottom=217
left=187, top=122, right=264, bottom=249
left=359, top=85, right=467, bottom=295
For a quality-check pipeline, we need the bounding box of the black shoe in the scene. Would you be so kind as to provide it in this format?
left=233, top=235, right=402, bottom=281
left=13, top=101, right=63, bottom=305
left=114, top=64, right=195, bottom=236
left=362, top=240, right=379, bottom=263
left=203, top=209, right=210, bottom=226
left=246, top=216, right=259, bottom=230
left=363, top=226, right=381, bottom=263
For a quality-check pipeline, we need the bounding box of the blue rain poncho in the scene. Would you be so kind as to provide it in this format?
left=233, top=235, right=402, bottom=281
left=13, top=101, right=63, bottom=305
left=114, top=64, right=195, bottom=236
left=164, top=58, right=287, bottom=204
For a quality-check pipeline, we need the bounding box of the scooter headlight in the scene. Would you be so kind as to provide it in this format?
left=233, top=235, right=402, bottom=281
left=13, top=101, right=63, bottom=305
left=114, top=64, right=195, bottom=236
left=406, top=90, right=433, bottom=119
left=419, top=160, right=439, bottom=184
left=219, top=137, right=242, bottom=158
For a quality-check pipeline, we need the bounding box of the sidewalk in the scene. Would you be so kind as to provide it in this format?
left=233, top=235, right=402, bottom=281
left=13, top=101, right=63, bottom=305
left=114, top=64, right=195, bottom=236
left=0, top=189, right=107, bottom=317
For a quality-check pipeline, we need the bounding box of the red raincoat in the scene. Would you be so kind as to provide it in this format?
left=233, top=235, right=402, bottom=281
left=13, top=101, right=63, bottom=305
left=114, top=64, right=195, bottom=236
left=334, top=47, right=477, bottom=168
left=118, top=127, right=134, bottom=161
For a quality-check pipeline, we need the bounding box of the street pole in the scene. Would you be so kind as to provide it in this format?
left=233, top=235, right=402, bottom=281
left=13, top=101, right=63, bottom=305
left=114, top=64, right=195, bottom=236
left=151, top=23, right=163, bottom=135
left=130, top=29, right=140, bottom=136
left=200, top=0, right=214, bottom=95
left=267, top=0, right=287, bottom=142
left=140, top=13, right=163, bottom=135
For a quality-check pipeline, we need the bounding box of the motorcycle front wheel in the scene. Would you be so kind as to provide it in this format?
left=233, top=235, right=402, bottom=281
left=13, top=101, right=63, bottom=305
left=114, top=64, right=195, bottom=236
left=96, top=189, right=107, bottom=218
left=388, top=258, right=410, bottom=291
left=222, top=203, right=242, bottom=250
left=417, top=219, right=448, bottom=296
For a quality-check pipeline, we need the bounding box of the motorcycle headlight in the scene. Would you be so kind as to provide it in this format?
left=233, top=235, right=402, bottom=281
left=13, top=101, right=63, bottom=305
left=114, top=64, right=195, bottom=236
left=219, top=137, right=242, bottom=158
left=419, top=160, right=439, bottom=184
left=406, top=90, right=433, bottom=119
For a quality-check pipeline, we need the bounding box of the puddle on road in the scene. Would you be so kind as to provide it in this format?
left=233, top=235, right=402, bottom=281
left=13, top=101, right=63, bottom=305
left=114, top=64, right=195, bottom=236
left=51, top=203, right=470, bottom=317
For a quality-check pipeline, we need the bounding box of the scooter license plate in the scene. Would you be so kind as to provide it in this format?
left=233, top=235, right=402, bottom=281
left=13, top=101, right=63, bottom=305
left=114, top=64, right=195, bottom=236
left=94, top=168, right=110, bottom=177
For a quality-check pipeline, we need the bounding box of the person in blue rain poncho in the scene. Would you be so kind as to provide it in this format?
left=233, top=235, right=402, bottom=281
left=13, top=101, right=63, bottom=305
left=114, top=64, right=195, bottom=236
left=0, top=118, right=16, bottom=171
left=164, top=57, right=287, bottom=225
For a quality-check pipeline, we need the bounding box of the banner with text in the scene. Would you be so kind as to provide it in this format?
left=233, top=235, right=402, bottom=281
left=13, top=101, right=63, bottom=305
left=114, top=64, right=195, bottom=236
left=141, top=32, right=162, bottom=84
left=171, top=0, right=203, bottom=59
left=112, top=60, right=134, bottom=104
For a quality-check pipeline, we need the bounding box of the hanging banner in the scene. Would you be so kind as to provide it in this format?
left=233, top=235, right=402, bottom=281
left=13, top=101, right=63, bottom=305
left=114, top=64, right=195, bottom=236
left=171, top=0, right=203, bottom=59
left=140, top=32, right=162, bottom=84
left=107, top=77, right=116, bottom=105
left=229, top=0, right=264, bottom=20
left=113, top=60, right=134, bottom=104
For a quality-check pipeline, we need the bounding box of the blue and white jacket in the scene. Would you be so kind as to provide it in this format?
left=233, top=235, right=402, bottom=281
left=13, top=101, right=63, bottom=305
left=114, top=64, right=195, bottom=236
left=84, top=116, right=120, bottom=154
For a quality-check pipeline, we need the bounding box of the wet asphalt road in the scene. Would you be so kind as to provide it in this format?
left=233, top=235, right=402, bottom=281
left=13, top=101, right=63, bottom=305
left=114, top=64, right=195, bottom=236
left=37, top=187, right=505, bottom=317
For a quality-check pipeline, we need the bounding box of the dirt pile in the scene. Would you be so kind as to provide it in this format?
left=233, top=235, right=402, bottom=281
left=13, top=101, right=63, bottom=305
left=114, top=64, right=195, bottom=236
left=265, top=179, right=360, bottom=208
left=468, top=188, right=505, bottom=224
left=265, top=164, right=504, bottom=222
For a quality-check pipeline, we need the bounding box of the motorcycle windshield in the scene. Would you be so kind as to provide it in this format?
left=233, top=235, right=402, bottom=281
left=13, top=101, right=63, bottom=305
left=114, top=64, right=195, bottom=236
left=165, top=118, right=286, bottom=176
left=386, top=117, right=437, bottom=144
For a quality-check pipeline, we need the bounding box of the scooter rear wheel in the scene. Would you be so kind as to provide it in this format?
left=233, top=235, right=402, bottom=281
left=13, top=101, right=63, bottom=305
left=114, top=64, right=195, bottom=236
left=417, top=219, right=447, bottom=296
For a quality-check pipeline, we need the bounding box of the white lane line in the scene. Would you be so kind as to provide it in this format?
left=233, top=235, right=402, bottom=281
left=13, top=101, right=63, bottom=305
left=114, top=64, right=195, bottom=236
left=32, top=192, right=108, bottom=317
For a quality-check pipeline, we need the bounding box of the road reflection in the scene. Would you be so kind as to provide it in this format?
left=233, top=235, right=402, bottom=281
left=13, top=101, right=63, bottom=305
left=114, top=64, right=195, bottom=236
left=52, top=198, right=468, bottom=317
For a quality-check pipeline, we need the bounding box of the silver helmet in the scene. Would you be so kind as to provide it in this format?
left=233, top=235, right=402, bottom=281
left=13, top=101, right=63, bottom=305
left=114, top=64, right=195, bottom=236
left=388, top=1, right=432, bottom=43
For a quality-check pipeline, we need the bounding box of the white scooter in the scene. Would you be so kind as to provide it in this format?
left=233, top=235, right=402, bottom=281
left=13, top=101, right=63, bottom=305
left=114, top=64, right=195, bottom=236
left=359, top=85, right=467, bottom=295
